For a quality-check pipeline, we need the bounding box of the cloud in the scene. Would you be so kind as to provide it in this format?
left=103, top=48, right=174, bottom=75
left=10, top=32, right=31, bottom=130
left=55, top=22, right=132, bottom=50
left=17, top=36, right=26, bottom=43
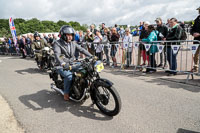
left=0, top=0, right=199, bottom=26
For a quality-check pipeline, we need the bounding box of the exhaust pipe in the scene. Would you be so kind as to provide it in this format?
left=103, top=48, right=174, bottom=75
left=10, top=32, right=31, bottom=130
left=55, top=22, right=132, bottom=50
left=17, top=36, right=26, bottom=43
left=51, top=83, right=64, bottom=95
left=50, top=83, right=88, bottom=102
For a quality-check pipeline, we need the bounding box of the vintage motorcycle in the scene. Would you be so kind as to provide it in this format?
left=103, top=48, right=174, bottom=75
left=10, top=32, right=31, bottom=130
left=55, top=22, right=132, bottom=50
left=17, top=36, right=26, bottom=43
left=49, top=57, right=121, bottom=116
left=35, top=47, right=55, bottom=70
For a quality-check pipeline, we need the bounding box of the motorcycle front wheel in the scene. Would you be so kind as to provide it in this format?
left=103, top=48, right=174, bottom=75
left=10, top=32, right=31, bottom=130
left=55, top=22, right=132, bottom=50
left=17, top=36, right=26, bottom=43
left=93, top=82, right=121, bottom=116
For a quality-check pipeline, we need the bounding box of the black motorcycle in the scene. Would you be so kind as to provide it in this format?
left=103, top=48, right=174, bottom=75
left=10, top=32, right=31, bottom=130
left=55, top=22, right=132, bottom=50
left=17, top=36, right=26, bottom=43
left=35, top=47, right=55, bottom=70
left=49, top=57, right=121, bottom=116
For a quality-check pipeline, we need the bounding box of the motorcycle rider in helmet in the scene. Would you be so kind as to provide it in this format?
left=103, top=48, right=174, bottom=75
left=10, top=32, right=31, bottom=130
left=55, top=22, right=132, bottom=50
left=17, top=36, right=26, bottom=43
left=31, top=32, right=51, bottom=69
left=53, top=25, right=92, bottom=101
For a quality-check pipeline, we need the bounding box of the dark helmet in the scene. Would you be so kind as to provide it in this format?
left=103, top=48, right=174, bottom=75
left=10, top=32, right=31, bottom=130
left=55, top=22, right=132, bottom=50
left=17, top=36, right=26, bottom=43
left=34, top=31, right=40, bottom=39
left=59, top=25, right=75, bottom=41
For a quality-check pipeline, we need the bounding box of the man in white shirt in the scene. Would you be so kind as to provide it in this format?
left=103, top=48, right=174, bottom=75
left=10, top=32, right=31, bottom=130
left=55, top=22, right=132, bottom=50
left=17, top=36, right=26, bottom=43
left=123, top=28, right=133, bottom=68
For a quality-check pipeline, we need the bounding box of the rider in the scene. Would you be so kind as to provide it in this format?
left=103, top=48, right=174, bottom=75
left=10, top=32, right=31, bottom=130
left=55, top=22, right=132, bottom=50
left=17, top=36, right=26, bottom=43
left=31, top=32, right=51, bottom=69
left=53, top=25, right=92, bottom=101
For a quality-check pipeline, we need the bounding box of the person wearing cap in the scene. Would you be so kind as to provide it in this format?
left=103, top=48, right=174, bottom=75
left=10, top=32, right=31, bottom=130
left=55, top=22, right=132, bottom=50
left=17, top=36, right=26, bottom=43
left=155, top=17, right=168, bottom=68
left=191, top=7, right=200, bottom=72
left=166, top=18, right=182, bottom=76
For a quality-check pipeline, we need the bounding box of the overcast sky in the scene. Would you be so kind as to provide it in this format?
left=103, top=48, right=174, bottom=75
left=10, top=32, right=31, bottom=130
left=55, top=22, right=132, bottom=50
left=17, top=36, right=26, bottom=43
left=0, top=0, right=199, bottom=26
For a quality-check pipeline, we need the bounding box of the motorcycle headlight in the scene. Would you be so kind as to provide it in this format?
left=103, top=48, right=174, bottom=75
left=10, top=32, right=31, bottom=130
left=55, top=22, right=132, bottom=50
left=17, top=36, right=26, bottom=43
left=94, top=61, right=104, bottom=73
left=44, top=47, right=50, bottom=51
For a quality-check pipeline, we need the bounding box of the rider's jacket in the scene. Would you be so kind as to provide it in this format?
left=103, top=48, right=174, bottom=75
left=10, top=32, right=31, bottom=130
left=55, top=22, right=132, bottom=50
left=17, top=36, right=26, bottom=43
left=53, top=38, right=92, bottom=66
left=31, top=39, right=50, bottom=51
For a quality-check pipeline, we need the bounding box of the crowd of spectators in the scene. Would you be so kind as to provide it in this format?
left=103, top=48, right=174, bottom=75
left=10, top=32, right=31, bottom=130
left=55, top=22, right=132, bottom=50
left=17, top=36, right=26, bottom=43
left=0, top=15, right=197, bottom=76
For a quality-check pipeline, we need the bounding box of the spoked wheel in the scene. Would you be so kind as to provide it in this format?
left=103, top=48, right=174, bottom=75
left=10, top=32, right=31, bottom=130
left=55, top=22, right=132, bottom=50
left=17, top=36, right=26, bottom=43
left=94, top=83, right=121, bottom=116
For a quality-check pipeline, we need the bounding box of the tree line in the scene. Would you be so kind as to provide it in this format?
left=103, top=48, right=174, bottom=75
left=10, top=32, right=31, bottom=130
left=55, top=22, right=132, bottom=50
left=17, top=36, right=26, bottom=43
left=0, top=18, right=193, bottom=38
left=0, top=18, right=89, bottom=37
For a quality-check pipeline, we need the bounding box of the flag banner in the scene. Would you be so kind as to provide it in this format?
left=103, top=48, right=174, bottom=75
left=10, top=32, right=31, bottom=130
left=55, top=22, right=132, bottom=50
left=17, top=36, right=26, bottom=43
left=116, top=44, right=120, bottom=48
left=123, top=43, right=128, bottom=49
left=157, top=45, right=165, bottom=53
left=108, top=44, right=111, bottom=49
left=144, top=44, right=151, bottom=51
left=171, top=45, right=180, bottom=54
left=134, top=43, right=139, bottom=48
left=9, top=17, right=17, bottom=46
left=190, top=44, right=199, bottom=54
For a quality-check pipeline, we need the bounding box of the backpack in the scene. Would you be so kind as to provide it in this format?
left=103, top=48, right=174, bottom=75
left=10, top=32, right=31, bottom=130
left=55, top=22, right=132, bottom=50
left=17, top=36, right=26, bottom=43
left=180, top=27, right=187, bottom=40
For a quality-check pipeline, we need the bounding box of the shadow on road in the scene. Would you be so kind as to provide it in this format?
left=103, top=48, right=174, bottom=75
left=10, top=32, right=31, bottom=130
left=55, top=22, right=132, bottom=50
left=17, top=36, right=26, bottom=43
left=18, top=90, right=113, bottom=121
left=15, top=68, right=49, bottom=75
left=104, top=67, right=200, bottom=93
left=177, top=128, right=200, bottom=133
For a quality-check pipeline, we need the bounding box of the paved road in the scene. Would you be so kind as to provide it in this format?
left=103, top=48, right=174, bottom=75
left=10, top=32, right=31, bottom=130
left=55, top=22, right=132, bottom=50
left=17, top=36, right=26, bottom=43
left=0, top=56, right=200, bottom=133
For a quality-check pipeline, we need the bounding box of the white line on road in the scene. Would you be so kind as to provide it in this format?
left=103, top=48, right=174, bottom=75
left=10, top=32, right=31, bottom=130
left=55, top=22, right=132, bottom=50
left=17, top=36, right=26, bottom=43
left=0, top=60, right=2, bottom=63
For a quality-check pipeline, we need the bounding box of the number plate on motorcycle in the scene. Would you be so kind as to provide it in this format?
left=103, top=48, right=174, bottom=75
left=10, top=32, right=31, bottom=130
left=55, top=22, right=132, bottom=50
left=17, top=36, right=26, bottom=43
left=96, top=63, right=104, bottom=72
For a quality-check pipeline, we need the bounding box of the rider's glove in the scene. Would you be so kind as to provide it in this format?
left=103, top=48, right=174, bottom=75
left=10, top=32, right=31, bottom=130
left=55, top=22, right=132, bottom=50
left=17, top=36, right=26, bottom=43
left=92, top=56, right=98, bottom=60
left=63, top=63, right=72, bottom=70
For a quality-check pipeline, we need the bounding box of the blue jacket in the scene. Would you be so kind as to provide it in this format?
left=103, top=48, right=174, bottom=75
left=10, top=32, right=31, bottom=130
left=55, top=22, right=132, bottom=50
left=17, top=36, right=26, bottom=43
left=142, top=30, right=158, bottom=53
left=74, top=34, right=80, bottom=42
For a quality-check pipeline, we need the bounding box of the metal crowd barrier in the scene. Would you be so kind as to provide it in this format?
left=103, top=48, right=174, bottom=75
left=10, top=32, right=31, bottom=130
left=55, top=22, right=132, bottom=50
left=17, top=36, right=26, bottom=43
left=80, top=40, right=200, bottom=81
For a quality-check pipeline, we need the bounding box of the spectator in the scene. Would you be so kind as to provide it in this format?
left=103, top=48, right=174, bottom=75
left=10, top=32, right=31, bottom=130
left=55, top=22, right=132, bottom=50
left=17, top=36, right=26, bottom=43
left=48, top=34, right=53, bottom=44
left=94, top=30, right=103, bottom=60
left=43, top=33, right=48, bottom=44
left=155, top=17, right=168, bottom=67
left=166, top=19, right=171, bottom=28
left=166, top=18, right=182, bottom=76
left=26, top=34, right=32, bottom=57
left=142, top=25, right=159, bottom=73
left=51, top=34, right=58, bottom=47
left=115, top=24, right=120, bottom=32
left=78, top=31, right=85, bottom=58
left=122, top=28, right=133, bottom=68
left=19, top=36, right=27, bottom=58
left=8, top=38, right=12, bottom=54
left=52, top=34, right=58, bottom=43
left=131, top=28, right=138, bottom=36
left=138, top=21, right=150, bottom=66
left=103, top=27, right=111, bottom=66
left=79, top=31, right=84, bottom=43
left=100, top=23, right=106, bottom=37
left=119, top=27, right=125, bottom=38
left=109, top=27, right=120, bottom=67
left=139, top=21, right=144, bottom=35
left=191, top=6, right=200, bottom=72
left=74, top=31, right=81, bottom=60
left=84, top=28, right=95, bottom=55
left=90, top=24, right=97, bottom=35
left=74, top=31, right=80, bottom=42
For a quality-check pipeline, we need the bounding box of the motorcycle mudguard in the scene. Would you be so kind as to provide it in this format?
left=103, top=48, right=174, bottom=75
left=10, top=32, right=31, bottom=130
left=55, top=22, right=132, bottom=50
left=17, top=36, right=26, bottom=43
left=90, top=78, right=113, bottom=102
left=94, top=78, right=113, bottom=87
